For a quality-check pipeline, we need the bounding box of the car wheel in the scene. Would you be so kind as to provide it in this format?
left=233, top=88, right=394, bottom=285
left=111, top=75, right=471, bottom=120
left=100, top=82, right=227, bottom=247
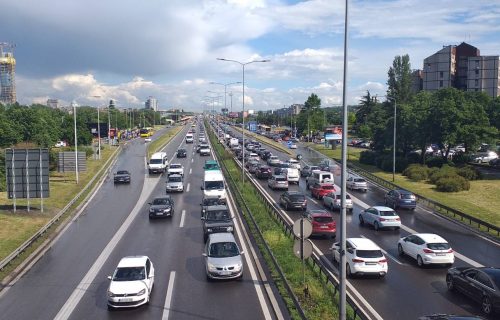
left=285, top=203, right=289, bottom=210
left=417, top=255, right=424, bottom=268
left=482, top=296, right=492, bottom=315
left=359, top=215, right=364, bottom=225
left=398, top=244, right=404, bottom=256
left=446, top=274, right=455, bottom=291
left=374, top=221, right=380, bottom=231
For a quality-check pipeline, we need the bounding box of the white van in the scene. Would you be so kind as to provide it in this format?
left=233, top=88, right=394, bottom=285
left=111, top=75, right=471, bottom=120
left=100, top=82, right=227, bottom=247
left=186, top=134, right=194, bottom=144
left=148, top=152, right=168, bottom=174
left=306, top=170, right=334, bottom=189
left=202, top=170, right=227, bottom=199
left=286, top=168, right=300, bottom=184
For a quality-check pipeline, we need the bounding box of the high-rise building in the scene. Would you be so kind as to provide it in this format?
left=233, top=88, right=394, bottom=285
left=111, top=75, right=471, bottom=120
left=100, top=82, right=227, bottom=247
left=467, top=56, right=500, bottom=97
left=145, top=96, right=158, bottom=111
left=0, top=43, right=16, bottom=105
left=47, top=99, right=59, bottom=108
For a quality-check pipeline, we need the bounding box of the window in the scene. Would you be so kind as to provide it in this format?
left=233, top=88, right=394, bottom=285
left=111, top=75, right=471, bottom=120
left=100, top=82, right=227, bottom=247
left=146, top=259, right=151, bottom=275
left=475, top=79, right=479, bottom=86
left=475, top=69, right=479, bottom=75
left=475, top=272, right=494, bottom=289
left=440, top=71, right=443, bottom=78
left=440, top=80, right=443, bottom=87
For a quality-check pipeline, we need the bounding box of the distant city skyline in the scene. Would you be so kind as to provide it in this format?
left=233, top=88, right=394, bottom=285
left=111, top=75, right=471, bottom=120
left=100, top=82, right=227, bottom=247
left=2, top=0, right=499, bottom=111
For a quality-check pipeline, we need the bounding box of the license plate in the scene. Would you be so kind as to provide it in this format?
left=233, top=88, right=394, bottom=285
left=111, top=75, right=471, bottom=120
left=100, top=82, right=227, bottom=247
left=436, top=253, right=445, bottom=256
left=219, top=271, right=231, bottom=276
left=320, top=225, right=328, bottom=229
left=365, top=262, right=377, bottom=265
left=156, top=212, right=164, bottom=216
left=119, top=298, right=133, bottom=302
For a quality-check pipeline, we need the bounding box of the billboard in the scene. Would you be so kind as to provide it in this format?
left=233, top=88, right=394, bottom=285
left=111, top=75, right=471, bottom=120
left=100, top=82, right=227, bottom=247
left=229, top=112, right=239, bottom=118
left=247, top=121, right=257, bottom=132
left=5, top=149, right=50, bottom=199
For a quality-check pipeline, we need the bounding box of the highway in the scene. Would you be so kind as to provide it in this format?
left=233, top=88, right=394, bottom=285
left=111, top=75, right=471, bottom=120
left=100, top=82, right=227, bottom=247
left=224, top=124, right=500, bottom=319
left=0, top=124, right=284, bottom=320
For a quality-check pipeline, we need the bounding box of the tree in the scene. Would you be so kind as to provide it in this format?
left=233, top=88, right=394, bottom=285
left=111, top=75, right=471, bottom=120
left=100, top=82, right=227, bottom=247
left=387, top=54, right=413, bottom=105
left=355, top=91, right=377, bottom=127
left=304, top=93, right=321, bottom=111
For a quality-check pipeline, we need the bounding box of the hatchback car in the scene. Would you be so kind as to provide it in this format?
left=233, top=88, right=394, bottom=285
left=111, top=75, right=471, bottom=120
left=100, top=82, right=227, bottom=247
left=323, top=191, right=353, bottom=212
left=165, top=174, right=184, bottom=193
left=279, top=191, right=307, bottom=211
left=398, top=233, right=454, bottom=267
left=346, top=176, right=368, bottom=192
left=310, top=182, right=336, bottom=199
left=107, top=256, right=155, bottom=309
left=303, top=209, right=336, bottom=238
left=199, top=146, right=211, bottom=156
left=255, top=165, right=272, bottom=179
left=446, top=267, right=500, bottom=315
left=268, top=175, right=289, bottom=190
left=148, top=196, right=175, bottom=218
left=385, top=189, right=417, bottom=210
left=359, top=206, right=401, bottom=230
left=331, top=238, right=388, bottom=278
left=203, top=233, right=244, bottom=280
left=176, top=148, right=187, bottom=158
left=201, top=205, right=234, bottom=242
left=267, top=156, right=281, bottom=166
left=200, top=196, right=226, bottom=216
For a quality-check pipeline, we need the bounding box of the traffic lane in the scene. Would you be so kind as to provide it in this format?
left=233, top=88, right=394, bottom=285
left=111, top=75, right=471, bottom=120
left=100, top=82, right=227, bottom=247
left=0, top=136, right=153, bottom=320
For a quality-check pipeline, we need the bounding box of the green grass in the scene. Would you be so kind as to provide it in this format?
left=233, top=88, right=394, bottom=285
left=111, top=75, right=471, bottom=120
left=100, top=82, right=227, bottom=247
left=311, top=144, right=500, bottom=229
left=147, top=125, right=183, bottom=159
left=209, top=128, right=357, bottom=320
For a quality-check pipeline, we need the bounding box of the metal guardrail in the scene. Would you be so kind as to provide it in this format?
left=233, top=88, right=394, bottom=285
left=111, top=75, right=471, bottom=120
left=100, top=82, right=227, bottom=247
left=305, top=146, right=500, bottom=239
left=208, top=124, right=368, bottom=320
left=0, top=146, right=122, bottom=272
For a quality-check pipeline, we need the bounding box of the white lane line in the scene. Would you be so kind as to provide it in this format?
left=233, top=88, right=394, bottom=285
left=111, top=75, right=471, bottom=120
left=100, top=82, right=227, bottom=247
left=162, top=271, right=176, bottom=320
left=186, top=183, right=190, bottom=192
left=360, top=235, right=404, bottom=265
left=307, top=197, right=318, bottom=205
left=179, top=210, right=186, bottom=228
left=189, top=168, right=192, bottom=175
left=191, top=158, right=194, bottom=163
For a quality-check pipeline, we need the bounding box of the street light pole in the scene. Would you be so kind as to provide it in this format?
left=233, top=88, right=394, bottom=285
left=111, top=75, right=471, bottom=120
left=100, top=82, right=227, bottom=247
left=72, top=101, right=79, bottom=184
left=209, top=81, right=242, bottom=115
left=216, top=58, right=270, bottom=184
left=386, top=96, right=397, bottom=182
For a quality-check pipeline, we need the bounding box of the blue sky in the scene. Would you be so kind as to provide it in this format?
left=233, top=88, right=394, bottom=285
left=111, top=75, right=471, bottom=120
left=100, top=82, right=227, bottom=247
left=1, top=0, right=499, bottom=111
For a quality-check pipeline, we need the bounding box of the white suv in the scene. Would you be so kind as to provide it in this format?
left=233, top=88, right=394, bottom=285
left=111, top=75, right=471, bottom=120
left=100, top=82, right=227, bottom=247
left=398, top=233, right=454, bottom=267
left=107, top=256, right=155, bottom=310
left=331, top=238, right=387, bottom=278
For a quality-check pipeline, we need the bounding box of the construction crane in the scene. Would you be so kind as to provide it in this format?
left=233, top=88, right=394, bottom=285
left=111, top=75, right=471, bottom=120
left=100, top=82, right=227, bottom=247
left=0, top=42, right=16, bottom=105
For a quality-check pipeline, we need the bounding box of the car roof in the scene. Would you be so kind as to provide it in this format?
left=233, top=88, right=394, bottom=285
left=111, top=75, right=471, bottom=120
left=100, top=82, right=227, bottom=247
left=286, top=191, right=304, bottom=195
left=413, top=233, right=448, bottom=243
left=170, top=163, right=182, bottom=166
left=393, top=189, right=413, bottom=194
left=208, top=232, right=236, bottom=243
left=371, top=206, right=394, bottom=211
left=205, top=204, right=229, bottom=211
left=308, top=209, right=331, bottom=216
left=318, top=182, right=335, bottom=186
left=117, top=256, right=148, bottom=268
left=347, top=238, right=381, bottom=250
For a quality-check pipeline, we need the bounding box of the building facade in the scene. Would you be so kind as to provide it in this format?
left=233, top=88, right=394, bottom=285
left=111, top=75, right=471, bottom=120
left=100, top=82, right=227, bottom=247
left=145, top=96, right=158, bottom=111
left=0, top=43, right=16, bottom=105
left=47, top=99, right=59, bottom=108
left=467, top=56, right=500, bottom=97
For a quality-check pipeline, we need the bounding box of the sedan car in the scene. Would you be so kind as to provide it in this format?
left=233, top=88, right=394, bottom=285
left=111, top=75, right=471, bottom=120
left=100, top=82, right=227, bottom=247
left=167, top=163, right=184, bottom=176
left=255, top=165, right=272, bottom=179
left=107, top=256, right=154, bottom=310
left=385, top=189, right=417, bottom=210
left=202, top=205, right=234, bottom=242
left=346, top=176, right=368, bottom=192
left=359, top=206, right=401, bottom=230
left=323, top=192, right=353, bottom=212
left=114, top=170, right=131, bottom=184
left=176, top=148, right=187, bottom=158
left=268, top=175, right=289, bottom=190
left=267, top=156, right=281, bottom=166
left=310, top=182, right=336, bottom=199
left=289, top=143, right=297, bottom=149
left=398, top=233, right=454, bottom=267
left=331, top=238, right=387, bottom=278
left=148, top=196, right=174, bottom=218
left=166, top=174, right=184, bottom=193
left=446, top=267, right=500, bottom=315
left=203, top=233, right=244, bottom=280
left=303, top=209, right=336, bottom=238
left=199, top=147, right=211, bottom=156
left=279, top=191, right=307, bottom=211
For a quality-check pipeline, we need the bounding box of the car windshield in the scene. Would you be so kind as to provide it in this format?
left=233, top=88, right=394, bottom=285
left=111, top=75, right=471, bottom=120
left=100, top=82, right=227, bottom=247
left=116, top=171, right=128, bottom=175
left=203, top=198, right=220, bottom=206
left=427, top=243, right=451, bottom=250
left=209, top=242, right=239, bottom=258
left=112, top=267, right=146, bottom=281
left=150, top=159, right=162, bottom=164
left=170, top=164, right=181, bottom=169
left=314, top=216, right=333, bottom=223
left=206, top=181, right=224, bottom=190
left=178, top=149, right=186, bottom=153
left=356, top=250, right=384, bottom=258
left=206, top=210, right=231, bottom=221
left=379, top=210, right=397, bottom=216
left=168, top=176, right=182, bottom=182
left=152, top=198, right=170, bottom=205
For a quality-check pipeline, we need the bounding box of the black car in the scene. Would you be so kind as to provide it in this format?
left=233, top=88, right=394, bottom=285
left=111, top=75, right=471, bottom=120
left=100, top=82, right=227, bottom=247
left=177, top=148, right=187, bottom=158
left=255, top=165, right=272, bottom=179
left=279, top=191, right=307, bottom=211
left=113, top=170, right=131, bottom=184
left=148, top=196, right=175, bottom=219
left=200, top=196, right=226, bottom=216
left=261, top=151, right=273, bottom=161
left=446, top=267, right=500, bottom=315
left=201, top=205, right=234, bottom=242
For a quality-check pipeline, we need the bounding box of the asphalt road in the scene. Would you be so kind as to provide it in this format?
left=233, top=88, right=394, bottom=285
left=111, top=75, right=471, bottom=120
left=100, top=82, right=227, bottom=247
left=0, top=124, right=281, bottom=320
left=225, top=126, right=500, bottom=319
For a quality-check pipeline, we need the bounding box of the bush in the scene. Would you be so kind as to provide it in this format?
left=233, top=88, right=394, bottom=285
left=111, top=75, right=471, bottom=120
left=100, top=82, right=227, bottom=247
left=0, top=151, right=5, bottom=192
left=359, top=150, right=377, bottom=165
left=436, top=175, right=470, bottom=192
left=429, top=165, right=457, bottom=184
left=403, top=164, right=429, bottom=181
left=456, top=165, right=481, bottom=181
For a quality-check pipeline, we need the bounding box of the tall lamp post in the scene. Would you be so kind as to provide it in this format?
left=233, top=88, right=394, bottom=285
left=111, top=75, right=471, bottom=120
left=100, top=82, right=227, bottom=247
left=209, top=81, right=242, bottom=115
left=71, top=101, right=79, bottom=184
left=386, top=96, right=397, bottom=182
left=92, top=95, right=103, bottom=159
left=216, top=58, right=270, bottom=183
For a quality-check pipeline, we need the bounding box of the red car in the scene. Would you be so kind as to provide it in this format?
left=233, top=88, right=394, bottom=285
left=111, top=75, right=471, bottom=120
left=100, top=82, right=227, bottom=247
left=310, top=182, right=336, bottom=199
left=303, top=209, right=336, bottom=238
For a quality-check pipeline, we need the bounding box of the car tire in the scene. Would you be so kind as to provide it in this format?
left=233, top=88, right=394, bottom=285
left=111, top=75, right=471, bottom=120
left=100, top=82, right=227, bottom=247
left=446, top=274, right=455, bottom=291
left=417, top=255, right=424, bottom=268
left=398, top=244, right=404, bottom=256
left=482, top=296, right=492, bottom=315
left=374, top=221, right=380, bottom=231
left=285, top=203, right=289, bottom=210
left=359, top=215, right=364, bottom=225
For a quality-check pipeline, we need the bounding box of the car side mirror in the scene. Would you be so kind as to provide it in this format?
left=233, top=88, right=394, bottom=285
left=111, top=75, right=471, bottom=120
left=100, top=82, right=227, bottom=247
left=202, top=253, right=207, bottom=257
left=107, top=276, right=112, bottom=280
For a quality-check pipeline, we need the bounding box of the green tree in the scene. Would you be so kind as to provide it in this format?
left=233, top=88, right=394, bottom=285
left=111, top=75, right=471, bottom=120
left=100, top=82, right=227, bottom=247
left=355, top=91, right=377, bottom=127
left=387, top=54, right=413, bottom=104
left=304, top=93, right=321, bottom=111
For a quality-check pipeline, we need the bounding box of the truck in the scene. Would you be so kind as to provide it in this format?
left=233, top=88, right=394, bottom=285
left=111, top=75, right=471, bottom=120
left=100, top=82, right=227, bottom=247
left=201, top=170, right=226, bottom=200
left=229, top=138, right=239, bottom=148
left=148, top=152, right=168, bottom=174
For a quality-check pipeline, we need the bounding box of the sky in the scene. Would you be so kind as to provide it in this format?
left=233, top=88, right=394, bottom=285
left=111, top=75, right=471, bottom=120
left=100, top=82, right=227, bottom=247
left=2, top=0, right=500, bottom=112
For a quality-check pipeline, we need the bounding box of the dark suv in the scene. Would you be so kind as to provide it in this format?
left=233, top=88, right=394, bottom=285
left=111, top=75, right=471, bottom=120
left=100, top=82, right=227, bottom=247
left=279, top=191, right=307, bottom=211
left=202, top=205, right=234, bottom=242
left=256, top=165, right=272, bottom=179
left=385, top=189, right=417, bottom=210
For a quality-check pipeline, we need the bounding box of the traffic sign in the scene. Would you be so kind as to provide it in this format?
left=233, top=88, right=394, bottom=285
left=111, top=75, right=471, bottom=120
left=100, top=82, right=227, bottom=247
left=293, top=239, right=313, bottom=259
left=293, top=218, right=312, bottom=239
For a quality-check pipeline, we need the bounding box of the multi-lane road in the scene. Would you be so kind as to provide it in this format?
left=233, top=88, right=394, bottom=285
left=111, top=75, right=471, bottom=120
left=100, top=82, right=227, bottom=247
left=223, top=125, right=500, bottom=320
left=0, top=124, right=286, bottom=320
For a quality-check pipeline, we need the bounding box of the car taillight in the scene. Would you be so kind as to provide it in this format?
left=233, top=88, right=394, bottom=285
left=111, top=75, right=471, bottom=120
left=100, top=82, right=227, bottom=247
left=447, top=249, right=454, bottom=253
left=303, top=200, right=307, bottom=205
left=423, top=248, right=434, bottom=253
left=379, top=217, right=386, bottom=222
left=352, top=258, right=364, bottom=263
left=379, top=259, right=387, bottom=263
left=395, top=217, right=400, bottom=221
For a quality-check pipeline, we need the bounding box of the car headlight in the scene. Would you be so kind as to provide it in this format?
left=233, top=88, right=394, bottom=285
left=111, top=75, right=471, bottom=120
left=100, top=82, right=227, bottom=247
left=164, top=208, right=171, bottom=212
left=207, top=263, right=217, bottom=271
left=107, top=290, right=116, bottom=297
left=149, top=208, right=155, bottom=213
left=227, top=226, right=234, bottom=232
left=207, top=228, right=213, bottom=232
left=137, top=288, right=146, bottom=296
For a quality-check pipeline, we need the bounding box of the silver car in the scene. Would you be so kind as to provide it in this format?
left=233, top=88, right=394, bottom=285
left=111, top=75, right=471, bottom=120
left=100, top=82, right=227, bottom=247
left=323, top=192, right=353, bottom=212
left=166, top=174, right=184, bottom=192
left=268, top=174, right=289, bottom=190
left=203, top=233, right=244, bottom=280
left=346, top=176, right=368, bottom=192
left=359, top=206, right=401, bottom=231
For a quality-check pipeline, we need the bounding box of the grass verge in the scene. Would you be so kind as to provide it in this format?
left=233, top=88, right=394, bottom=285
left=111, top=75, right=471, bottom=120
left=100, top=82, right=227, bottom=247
left=147, top=125, right=183, bottom=159
left=209, top=129, right=357, bottom=320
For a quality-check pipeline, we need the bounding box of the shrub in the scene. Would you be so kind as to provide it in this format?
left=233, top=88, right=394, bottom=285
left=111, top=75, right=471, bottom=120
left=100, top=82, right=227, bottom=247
left=403, top=164, right=429, bottom=181
left=456, top=165, right=481, bottom=181
left=359, top=150, right=377, bottom=165
left=378, top=156, right=408, bottom=173
left=436, top=175, right=470, bottom=192
left=429, top=165, right=457, bottom=184
left=0, top=151, right=5, bottom=192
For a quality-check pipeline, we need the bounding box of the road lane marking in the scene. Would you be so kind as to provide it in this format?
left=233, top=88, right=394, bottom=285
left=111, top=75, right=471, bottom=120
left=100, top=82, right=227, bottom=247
left=360, top=235, right=404, bottom=265
left=191, top=158, right=194, bottom=163
left=162, top=271, right=176, bottom=320
left=186, top=183, right=190, bottom=192
left=179, top=210, right=186, bottom=228
left=189, top=168, right=192, bottom=174
left=307, top=196, right=318, bottom=205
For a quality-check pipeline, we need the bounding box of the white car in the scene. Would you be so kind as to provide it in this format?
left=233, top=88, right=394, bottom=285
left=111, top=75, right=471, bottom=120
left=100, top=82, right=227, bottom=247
left=168, top=163, right=184, bottom=176
left=398, top=233, right=454, bottom=267
left=359, top=206, right=401, bottom=231
left=107, top=256, right=155, bottom=310
left=331, top=238, right=388, bottom=278
left=286, top=159, right=301, bottom=171
left=323, top=191, right=353, bottom=212
left=289, top=143, right=297, bottom=149
left=473, top=151, right=498, bottom=163
left=54, top=141, right=67, bottom=147
left=267, top=156, right=280, bottom=166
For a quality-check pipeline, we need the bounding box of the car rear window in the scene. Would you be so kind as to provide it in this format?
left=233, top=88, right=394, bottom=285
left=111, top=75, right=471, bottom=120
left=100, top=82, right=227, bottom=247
left=354, top=178, right=366, bottom=183
left=289, top=195, right=305, bottom=201
left=314, top=216, right=333, bottom=223
left=276, top=177, right=287, bottom=182
left=356, top=250, right=384, bottom=258
left=380, top=210, right=397, bottom=216
left=427, top=243, right=451, bottom=250
left=400, top=193, right=415, bottom=199
left=322, top=185, right=335, bottom=190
